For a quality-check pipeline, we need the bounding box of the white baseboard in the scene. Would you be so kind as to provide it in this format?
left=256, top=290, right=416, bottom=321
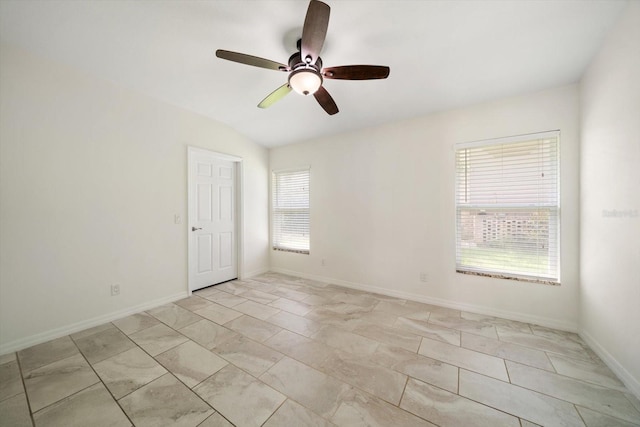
left=579, top=329, right=640, bottom=399
left=270, top=267, right=579, bottom=332
left=0, top=291, right=188, bottom=356
left=241, top=267, right=271, bottom=280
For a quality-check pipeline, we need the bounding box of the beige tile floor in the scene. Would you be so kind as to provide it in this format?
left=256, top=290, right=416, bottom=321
left=1, top=272, right=639, bottom=426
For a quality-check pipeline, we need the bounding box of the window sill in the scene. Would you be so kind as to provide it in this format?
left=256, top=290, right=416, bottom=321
left=273, top=247, right=310, bottom=255
left=456, top=269, right=560, bottom=286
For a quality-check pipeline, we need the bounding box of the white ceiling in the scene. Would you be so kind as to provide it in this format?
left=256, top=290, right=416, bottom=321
left=0, top=0, right=626, bottom=147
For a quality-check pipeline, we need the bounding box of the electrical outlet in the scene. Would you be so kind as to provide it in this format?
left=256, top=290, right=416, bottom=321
left=420, top=273, right=429, bottom=283
left=111, top=284, right=120, bottom=296
left=321, top=258, right=326, bottom=266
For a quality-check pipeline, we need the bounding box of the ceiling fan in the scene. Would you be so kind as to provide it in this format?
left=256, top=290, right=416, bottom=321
left=215, top=0, right=390, bottom=115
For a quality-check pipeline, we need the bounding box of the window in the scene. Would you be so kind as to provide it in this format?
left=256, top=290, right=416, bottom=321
left=272, top=167, right=310, bottom=254
left=455, top=131, right=559, bottom=284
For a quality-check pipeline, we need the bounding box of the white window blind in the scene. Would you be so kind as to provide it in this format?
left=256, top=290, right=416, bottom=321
left=272, top=168, right=310, bottom=254
left=455, top=132, right=560, bottom=284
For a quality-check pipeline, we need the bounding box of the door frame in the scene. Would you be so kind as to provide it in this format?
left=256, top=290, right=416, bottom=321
left=187, top=146, right=244, bottom=294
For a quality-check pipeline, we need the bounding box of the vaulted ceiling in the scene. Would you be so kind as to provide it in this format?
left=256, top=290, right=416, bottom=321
left=0, top=0, right=626, bottom=147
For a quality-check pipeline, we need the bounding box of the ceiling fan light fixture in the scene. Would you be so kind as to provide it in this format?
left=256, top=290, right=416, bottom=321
left=288, top=68, right=322, bottom=96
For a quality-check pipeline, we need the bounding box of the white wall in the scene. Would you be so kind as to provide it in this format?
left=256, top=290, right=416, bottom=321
left=579, top=2, right=640, bottom=396
left=0, top=44, right=270, bottom=352
left=271, top=84, right=580, bottom=331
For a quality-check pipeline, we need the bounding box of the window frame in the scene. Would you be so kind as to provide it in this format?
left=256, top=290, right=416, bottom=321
left=454, top=131, right=561, bottom=285
left=271, top=166, right=310, bottom=255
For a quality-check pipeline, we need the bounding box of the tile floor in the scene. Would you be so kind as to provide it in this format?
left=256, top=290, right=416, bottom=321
left=1, top=272, right=639, bottom=426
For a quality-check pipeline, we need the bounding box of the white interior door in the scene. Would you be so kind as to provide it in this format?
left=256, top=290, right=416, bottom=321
left=188, top=149, right=237, bottom=291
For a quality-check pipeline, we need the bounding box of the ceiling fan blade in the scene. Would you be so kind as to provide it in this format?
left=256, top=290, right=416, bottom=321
left=301, top=0, right=330, bottom=65
left=313, top=86, right=339, bottom=115
left=323, top=65, right=390, bottom=80
left=216, top=50, right=288, bottom=71
left=258, top=83, right=292, bottom=109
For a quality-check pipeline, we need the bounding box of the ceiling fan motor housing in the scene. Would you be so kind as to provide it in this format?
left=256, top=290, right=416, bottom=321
left=288, top=52, right=323, bottom=95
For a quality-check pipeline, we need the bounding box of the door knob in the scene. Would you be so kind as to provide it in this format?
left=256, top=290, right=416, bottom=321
left=192, top=227, right=202, bottom=231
